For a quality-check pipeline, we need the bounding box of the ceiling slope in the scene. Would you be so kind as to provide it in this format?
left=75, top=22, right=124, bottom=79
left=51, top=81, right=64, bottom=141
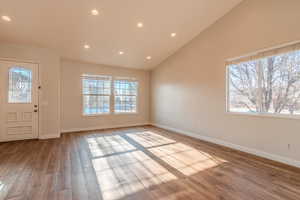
left=0, top=0, right=242, bottom=69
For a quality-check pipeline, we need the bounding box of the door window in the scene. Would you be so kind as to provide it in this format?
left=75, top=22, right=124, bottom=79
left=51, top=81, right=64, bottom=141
left=8, top=67, right=32, bottom=103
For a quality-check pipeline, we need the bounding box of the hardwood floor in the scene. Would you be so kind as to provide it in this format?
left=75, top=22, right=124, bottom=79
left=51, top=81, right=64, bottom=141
left=0, top=126, right=300, bottom=200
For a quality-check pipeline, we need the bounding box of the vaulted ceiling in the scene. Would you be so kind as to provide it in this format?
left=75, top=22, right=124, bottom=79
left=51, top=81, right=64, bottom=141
left=0, top=0, right=242, bottom=69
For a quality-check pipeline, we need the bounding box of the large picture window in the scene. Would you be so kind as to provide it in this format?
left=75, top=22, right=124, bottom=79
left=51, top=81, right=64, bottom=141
left=114, top=78, right=138, bottom=113
left=82, top=75, right=111, bottom=115
left=227, top=44, right=300, bottom=117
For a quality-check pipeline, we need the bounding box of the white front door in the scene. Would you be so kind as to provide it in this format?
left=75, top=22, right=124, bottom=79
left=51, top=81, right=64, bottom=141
left=0, top=60, right=39, bottom=142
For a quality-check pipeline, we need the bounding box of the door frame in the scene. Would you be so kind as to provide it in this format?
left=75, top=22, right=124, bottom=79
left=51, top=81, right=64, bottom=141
left=0, top=57, right=41, bottom=141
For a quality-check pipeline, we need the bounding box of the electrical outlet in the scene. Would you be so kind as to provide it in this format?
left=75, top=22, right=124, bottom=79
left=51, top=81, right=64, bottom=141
left=288, top=144, right=291, bottom=150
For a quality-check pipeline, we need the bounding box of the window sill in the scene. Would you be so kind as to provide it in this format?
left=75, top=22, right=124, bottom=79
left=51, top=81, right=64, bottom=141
left=83, top=113, right=111, bottom=117
left=226, top=111, right=300, bottom=120
left=114, top=112, right=138, bottom=115
left=82, top=112, right=138, bottom=117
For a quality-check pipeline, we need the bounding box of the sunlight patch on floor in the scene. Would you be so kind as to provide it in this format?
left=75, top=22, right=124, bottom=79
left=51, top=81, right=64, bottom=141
left=149, top=142, right=227, bottom=176
left=0, top=181, right=4, bottom=192
left=87, top=135, right=136, bottom=157
left=92, top=151, right=177, bottom=200
left=87, top=130, right=226, bottom=200
left=126, top=131, right=176, bottom=148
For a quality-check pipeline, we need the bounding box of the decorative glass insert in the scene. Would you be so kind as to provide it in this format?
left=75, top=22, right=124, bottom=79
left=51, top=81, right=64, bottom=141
left=8, top=67, right=32, bottom=103
left=82, top=75, right=111, bottom=115
left=114, top=79, right=138, bottom=113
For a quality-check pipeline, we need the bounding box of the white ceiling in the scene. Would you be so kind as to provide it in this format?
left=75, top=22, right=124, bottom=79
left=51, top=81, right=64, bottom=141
left=0, top=0, right=242, bottom=70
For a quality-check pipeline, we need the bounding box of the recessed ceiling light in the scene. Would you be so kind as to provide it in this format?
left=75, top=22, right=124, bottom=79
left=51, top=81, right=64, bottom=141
left=171, top=33, right=177, bottom=37
left=91, top=9, right=99, bottom=16
left=84, top=44, right=90, bottom=49
left=1, top=15, right=11, bottom=22
left=137, top=22, right=143, bottom=28
left=119, top=51, right=124, bottom=55
left=146, top=56, right=152, bottom=60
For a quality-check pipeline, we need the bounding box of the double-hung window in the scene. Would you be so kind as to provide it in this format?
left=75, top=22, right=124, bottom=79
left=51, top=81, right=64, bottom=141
left=227, top=42, right=300, bottom=118
left=82, top=75, right=111, bottom=115
left=114, top=78, right=138, bottom=113
left=82, top=75, right=138, bottom=115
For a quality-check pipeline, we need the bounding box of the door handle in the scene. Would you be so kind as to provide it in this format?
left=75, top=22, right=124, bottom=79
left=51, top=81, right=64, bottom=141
left=34, top=109, right=38, bottom=113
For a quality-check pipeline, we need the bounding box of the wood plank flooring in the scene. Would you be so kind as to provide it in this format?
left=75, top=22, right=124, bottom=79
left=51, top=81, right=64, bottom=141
left=0, top=126, right=300, bottom=200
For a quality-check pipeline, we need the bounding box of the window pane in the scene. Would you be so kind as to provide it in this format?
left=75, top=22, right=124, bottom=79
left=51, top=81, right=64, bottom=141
left=262, top=51, right=300, bottom=115
left=114, top=79, right=138, bottom=113
left=82, top=78, right=111, bottom=95
left=228, top=60, right=260, bottom=113
left=82, top=75, right=111, bottom=115
left=83, top=95, right=110, bottom=115
left=114, top=80, right=137, bottom=96
left=115, top=96, right=137, bottom=113
left=8, top=67, right=32, bottom=103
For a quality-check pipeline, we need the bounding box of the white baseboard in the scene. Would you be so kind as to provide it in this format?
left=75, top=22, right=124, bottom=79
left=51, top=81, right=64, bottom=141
left=61, top=123, right=150, bottom=133
left=39, top=133, right=60, bottom=139
left=152, top=123, right=300, bottom=169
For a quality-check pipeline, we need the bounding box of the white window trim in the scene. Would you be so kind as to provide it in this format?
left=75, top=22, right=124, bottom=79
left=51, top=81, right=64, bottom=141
left=225, top=52, right=300, bottom=120
left=81, top=74, right=139, bottom=116
left=226, top=110, right=300, bottom=120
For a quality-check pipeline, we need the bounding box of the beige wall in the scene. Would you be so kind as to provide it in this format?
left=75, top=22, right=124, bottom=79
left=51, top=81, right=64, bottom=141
left=61, top=59, right=150, bottom=132
left=151, top=0, right=300, bottom=164
left=0, top=43, right=61, bottom=138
